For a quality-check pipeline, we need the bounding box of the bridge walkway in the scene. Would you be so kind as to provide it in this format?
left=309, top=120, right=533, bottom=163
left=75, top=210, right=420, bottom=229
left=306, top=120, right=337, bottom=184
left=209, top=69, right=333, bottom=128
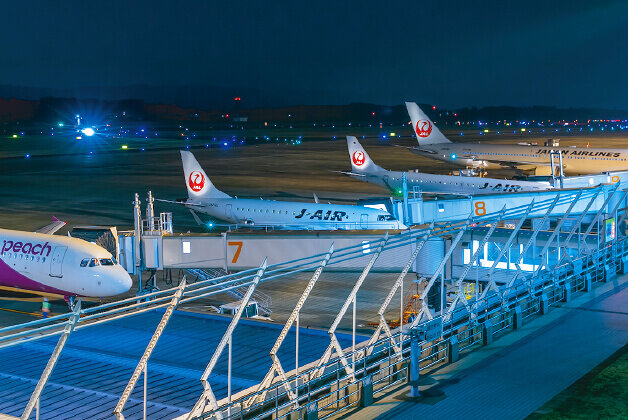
left=341, top=275, right=628, bottom=420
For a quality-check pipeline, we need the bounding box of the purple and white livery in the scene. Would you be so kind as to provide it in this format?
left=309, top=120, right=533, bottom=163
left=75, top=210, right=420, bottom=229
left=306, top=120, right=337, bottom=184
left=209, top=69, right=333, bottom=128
left=0, top=227, right=132, bottom=297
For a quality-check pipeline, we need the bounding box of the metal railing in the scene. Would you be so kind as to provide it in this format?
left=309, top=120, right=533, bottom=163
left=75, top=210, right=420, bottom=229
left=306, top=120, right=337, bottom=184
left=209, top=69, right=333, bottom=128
left=0, top=185, right=625, bottom=420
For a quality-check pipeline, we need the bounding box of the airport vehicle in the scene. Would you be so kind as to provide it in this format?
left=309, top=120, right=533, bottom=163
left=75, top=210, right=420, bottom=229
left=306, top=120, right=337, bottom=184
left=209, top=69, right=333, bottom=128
left=0, top=221, right=132, bottom=298
left=343, top=136, right=551, bottom=195
left=175, top=151, right=406, bottom=230
left=406, top=102, right=628, bottom=175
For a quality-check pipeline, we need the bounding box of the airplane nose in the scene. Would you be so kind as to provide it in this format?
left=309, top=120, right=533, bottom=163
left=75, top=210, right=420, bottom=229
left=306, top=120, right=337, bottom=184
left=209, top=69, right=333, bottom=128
left=115, top=267, right=133, bottom=294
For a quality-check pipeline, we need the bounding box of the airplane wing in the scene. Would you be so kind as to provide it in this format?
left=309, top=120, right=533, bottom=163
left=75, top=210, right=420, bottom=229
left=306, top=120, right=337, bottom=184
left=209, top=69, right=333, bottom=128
left=35, top=217, right=66, bottom=235
left=329, top=170, right=366, bottom=177
left=479, top=158, right=554, bottom=167
left=399, top=145, right=438, bottom=154
left=155, top=198, right=205, bottom=207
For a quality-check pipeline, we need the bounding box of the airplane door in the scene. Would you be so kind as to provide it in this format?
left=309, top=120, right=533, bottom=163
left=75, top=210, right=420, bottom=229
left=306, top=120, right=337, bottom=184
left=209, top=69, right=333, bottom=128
left=360, top=214, right=368, bottom=229
left=225, top=204, right=233, bottom=220
left=49, top=246, right=67, bottom=278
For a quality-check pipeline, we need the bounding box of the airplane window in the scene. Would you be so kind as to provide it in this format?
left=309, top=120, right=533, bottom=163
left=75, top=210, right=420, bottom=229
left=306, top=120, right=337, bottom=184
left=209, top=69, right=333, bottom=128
left=80, top=258, right=89, bottom=267
left=89, top=258, right=100, bottom=267
left=42, top=257, right=45, bottom=262
left=100, top=258, right=114, bottom=266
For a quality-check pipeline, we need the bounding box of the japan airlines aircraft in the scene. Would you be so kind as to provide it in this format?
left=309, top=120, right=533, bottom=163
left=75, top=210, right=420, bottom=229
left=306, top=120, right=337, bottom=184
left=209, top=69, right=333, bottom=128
left=0, top=222, right=132, bottom=298
left=176, top=151, right=406, bottom=230
left=405, top=102, right=628, bottom=175
left=343, top=136, right=551, bottom=195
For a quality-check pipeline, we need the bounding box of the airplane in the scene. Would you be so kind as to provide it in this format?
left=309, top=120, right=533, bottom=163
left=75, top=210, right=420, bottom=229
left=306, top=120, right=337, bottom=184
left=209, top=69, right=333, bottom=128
left=170, top=151, right=407, bottom=230
left=342, top=136, right=551, bottom=195
left=405, top=102, right=628, bottom=176
left=0, top=220, right=133, bottom=302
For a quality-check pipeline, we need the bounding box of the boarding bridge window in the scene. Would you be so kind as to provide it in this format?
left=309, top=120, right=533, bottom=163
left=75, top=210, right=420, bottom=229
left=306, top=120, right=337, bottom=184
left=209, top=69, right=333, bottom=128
left=377, top=215, right=395, bottom=221
left=463, top=241, right=541, bottom=271
left=182, top=241, right=191, bottom=254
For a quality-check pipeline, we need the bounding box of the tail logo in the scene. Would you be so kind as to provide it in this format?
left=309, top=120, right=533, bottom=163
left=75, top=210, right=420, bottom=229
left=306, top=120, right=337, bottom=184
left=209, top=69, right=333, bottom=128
left=352, top=151, right=365, bottom=166
left=188, top=171, right=205, bottom=192
left=415, top=120, right=433, bottom=138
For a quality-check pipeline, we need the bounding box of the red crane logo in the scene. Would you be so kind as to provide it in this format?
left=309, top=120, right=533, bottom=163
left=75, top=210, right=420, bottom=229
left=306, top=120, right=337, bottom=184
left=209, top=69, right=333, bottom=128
left=188, top=171, right=205, bottom=192
left=415, top=120, right=433, bottom=138
left=352, top=151, right=365, bottom=166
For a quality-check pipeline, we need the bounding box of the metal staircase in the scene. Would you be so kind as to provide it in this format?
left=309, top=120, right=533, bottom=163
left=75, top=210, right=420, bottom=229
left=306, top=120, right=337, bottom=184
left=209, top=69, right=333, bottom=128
left=185, top=268, right=272, bottom=316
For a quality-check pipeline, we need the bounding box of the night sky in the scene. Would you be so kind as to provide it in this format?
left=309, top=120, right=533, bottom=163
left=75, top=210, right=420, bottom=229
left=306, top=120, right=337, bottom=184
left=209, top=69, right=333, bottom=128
left=2, top=0, right=626, bottom=108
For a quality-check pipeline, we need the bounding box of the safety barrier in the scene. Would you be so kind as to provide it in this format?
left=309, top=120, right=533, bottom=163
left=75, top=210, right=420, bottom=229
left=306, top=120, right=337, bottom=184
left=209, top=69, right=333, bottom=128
left=0, top=184, right=626, bottom=420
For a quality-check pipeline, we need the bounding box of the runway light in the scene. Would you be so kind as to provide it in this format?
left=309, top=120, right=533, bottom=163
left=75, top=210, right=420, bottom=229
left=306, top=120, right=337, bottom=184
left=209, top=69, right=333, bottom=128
left=25, top=154, right=30, bottom=158
left=81, top=127, right=95, bottom=136
left=57, top=122, right=64, bottom=127
left=121, top=145, right=128, bottom=149
left=11, top=134, right=17, bottom=138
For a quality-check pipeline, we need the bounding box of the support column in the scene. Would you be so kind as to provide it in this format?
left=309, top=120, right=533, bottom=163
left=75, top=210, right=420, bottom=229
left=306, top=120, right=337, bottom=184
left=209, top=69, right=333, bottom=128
left=448, top=336, right=459, bottom=363
left=562, top=282, right=572, bottom=302
left=512, top=306, right=523, bottom=330
left=359, top=375, right=374, bottom=408
left=539, top=294, right=550, bottom=315
left=408, top=330, right=421, bottom=397
left=483, top=321, right=493, bottom=346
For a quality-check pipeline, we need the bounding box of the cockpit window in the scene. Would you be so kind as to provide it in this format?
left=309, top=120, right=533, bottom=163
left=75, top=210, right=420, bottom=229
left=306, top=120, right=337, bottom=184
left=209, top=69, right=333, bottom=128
left=99, top=258, right=114, bottom=266
left=89, top=258, right=100, bottom=267
left=80, top=258, right=89, bottom=267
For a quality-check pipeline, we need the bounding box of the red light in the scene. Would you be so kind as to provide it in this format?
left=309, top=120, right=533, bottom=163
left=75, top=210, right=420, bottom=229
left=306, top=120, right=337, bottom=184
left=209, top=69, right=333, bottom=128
left=234, top=97, right=241, bottom=101
left=432, top=106, right=436, bottom=110
left=371, top=112, right=375, bottom=116
left=453, top=113, right=457, bottom=117
left=225, top=114, right=230, bottom=118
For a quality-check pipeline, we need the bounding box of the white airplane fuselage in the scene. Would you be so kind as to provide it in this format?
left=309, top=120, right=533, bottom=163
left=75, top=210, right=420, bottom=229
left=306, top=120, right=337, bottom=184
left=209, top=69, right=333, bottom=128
left=346, top=136, right=551, bottom=195
left=411, top=143, right=628, bottom=175
left=185, top=197, right=405, bottom=230
left=0, top=229, right=132, bottom=297
left=352, top=168, right=550, bottom=195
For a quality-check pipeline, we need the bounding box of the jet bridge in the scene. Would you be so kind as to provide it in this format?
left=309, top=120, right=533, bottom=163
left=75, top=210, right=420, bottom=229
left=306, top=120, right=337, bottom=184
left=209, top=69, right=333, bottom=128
left=399, top=184, right=624, bottom=226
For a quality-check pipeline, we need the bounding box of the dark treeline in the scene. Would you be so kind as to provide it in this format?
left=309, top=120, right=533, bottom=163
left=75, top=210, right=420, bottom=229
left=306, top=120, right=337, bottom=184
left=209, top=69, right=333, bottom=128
left=0, top=97, right=626, bottom=125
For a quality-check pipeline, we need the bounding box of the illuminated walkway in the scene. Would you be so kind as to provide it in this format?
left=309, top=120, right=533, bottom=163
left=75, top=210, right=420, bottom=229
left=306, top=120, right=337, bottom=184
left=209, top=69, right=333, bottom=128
left=343, top=275, right=628, bottom=420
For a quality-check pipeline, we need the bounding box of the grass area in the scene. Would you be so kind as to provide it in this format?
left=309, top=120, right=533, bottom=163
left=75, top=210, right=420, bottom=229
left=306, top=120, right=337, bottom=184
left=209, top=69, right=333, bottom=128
left=528, top=343, right=628, bottom=419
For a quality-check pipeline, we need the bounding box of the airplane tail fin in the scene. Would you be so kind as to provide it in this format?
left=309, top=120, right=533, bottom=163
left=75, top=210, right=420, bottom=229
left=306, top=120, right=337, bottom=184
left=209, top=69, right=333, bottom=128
left=405, top=102, right=451, bottom=145
left=180, top=151, right=231, bottom=200
left=347, top=136, right=385, bottom=174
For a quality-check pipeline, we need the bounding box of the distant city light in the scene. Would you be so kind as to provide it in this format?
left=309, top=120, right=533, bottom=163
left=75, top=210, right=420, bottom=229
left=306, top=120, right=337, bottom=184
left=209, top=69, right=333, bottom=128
left=121, top=145, right=128, bottom=149
left=25, top=154, right=30, bottom=158
left=57, top=122, right=64, bottom=127
left=11, top=134, right=17, bottom=138
left=81, top=127, right=95, bottom=136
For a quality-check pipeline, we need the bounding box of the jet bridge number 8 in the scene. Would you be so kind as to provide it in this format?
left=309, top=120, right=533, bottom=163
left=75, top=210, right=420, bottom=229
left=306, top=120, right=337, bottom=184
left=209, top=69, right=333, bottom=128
left=474, top=201, right=486, bottom=216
